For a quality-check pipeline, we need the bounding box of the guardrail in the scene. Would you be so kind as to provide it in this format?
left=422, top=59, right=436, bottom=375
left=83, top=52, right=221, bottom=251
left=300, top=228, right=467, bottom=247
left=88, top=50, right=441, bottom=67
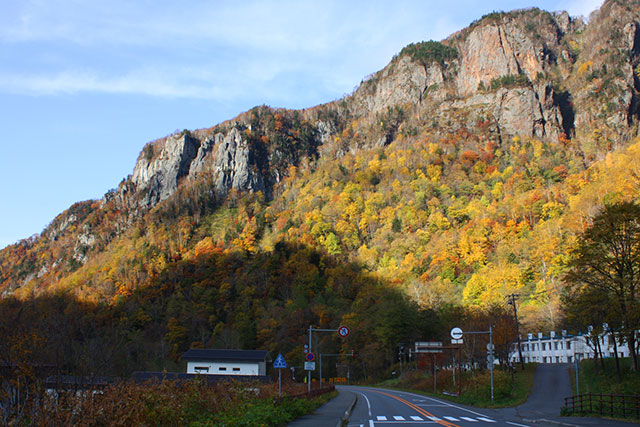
left=564, top=393, right=640, bottom=419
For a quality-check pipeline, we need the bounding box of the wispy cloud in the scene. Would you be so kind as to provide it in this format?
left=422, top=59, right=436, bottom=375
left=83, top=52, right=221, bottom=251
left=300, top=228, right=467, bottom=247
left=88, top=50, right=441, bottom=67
left=1, top=0, right=595, bottom=102
left=556, top=0, right=603, bottom=19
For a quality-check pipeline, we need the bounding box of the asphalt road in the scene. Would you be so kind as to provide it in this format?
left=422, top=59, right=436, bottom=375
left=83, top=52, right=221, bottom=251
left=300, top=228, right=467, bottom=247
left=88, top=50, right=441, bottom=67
left=344, top=380, right=639, bottom=427
left=345, top=386, right=528, bottom=427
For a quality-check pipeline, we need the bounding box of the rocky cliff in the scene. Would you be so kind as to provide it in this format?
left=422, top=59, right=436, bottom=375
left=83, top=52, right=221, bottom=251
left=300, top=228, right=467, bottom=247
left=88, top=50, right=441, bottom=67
left=124, top=1, right=640, bottom=213
left=2, top=0, right=640, bottom=296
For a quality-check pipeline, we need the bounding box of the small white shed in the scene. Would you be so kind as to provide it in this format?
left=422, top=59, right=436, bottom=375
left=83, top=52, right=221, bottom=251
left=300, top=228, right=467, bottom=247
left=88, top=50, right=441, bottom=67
left=181, top=349, right=268, bottom=376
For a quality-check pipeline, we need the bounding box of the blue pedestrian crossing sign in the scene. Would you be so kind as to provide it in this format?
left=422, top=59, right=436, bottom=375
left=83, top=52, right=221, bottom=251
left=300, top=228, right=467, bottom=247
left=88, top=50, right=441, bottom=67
left=273, top=353, right=287, bottom=369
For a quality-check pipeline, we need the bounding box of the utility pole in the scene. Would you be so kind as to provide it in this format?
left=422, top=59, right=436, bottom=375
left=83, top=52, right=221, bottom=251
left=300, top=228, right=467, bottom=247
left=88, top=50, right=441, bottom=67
left=506, top=293, right=525, bottom=370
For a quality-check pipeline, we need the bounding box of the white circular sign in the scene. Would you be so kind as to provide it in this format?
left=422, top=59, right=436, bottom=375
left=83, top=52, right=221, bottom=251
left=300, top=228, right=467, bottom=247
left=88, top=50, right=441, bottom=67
left=487, top=354, right=495, bottom=363
left=450, top=327, right=463, bottom=340
left=338, top=325, right=350, bottom=338
left=487, top=343, right=495, bottom=351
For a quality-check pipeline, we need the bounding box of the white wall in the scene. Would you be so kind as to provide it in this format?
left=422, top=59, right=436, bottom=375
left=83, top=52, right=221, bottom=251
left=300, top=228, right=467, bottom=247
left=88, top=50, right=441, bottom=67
left=510, top=331, right=634, bottom=364
left=187, top=360, right=259, bottom=375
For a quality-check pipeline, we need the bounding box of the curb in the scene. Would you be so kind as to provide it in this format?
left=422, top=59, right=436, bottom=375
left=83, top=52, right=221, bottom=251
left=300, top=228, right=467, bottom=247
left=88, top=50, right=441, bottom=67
left=521, top=418, right=580, bottom=426
left=337, top=392, right=357, bottom=427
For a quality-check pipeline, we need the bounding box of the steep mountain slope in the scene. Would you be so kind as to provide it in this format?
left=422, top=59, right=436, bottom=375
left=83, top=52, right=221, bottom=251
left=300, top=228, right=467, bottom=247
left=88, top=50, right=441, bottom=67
left=2, top=0, right=640, bottom=335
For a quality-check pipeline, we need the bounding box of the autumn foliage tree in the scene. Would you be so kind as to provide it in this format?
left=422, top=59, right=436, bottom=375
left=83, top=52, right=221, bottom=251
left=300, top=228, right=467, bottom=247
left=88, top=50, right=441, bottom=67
left=564, top=202, right=640, bottom=371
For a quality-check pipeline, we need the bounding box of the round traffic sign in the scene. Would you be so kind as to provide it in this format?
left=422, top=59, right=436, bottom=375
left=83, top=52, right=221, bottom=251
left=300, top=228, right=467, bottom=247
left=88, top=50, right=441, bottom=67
left=338, top=325, right=350, bottom=338
left=487, top=354, right=495, bottom=363
left=450, top=327, right=463, bottom=340
left=306, top=352, right=315, bottom=362
left=486, top=343, right=495, bottom=351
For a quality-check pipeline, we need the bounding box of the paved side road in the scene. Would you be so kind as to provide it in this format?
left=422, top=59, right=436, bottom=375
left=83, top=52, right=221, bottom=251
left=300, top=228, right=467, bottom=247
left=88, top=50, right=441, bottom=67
left=495, top=363, right=638, bottom=426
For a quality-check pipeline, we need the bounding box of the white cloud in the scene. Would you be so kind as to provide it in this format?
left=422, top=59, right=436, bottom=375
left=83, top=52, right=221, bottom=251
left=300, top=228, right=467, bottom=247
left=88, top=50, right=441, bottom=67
left=556, top=0, right=603, bottom=19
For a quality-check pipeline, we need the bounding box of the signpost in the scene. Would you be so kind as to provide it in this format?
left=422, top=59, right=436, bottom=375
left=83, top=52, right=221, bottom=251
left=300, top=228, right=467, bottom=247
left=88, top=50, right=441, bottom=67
left=415, top=341, right=443, bottom=393
left=306, top=325, right=350, bottom=393
left=459, top=325, right=494, bottom=401
left=273, top=353, right=287, bottom=397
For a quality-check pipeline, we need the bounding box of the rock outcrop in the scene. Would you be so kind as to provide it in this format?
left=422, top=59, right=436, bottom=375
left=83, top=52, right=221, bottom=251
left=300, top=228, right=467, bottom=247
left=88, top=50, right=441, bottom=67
left=210, top=127, right=265, bottom=197
left=132, top=133, right=201, bottom=208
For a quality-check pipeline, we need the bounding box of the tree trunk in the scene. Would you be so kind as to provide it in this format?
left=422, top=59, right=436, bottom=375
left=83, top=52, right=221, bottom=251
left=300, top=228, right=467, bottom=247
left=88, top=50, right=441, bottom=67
left=598, top=336, right=604, bottom=372
left=611, top=328, right=621, bottom=379
left=595, top=334, right=605, bottom=372
left=628, top=332, right=638, bottom=372
left=592, top=336, right=600, bottom=373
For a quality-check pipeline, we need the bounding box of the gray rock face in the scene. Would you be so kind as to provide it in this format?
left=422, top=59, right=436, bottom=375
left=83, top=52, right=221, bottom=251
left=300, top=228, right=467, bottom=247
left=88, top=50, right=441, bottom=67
left=189, top=133, right=223, bottom=177
left=211, top=127, right=265, bottom=196
left=351, top=55, right=434, bottom=116
left=132, top=133, right=201, bottom=208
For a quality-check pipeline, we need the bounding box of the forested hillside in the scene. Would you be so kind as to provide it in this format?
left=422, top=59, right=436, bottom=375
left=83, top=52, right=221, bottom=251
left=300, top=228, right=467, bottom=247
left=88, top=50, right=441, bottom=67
left=2, top=0, right=640, bottom=377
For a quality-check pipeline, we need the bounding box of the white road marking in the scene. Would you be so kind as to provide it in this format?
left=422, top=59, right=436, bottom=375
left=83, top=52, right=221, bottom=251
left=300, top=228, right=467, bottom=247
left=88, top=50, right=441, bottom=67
left=393, top=416, right=405, bottom=420
left=373, top=388, right=495, bottom=419
left=410, top=416, right=423, bottom=421
left=427, top=416, right=442, bottom=421
left=369, top=420, right=374, bottom=427
left=477, top=417, right=497, bottom=422
left=460, top=416, right=479, bottom=422
left=443, top=416, right=459, bottom=421
left=376, top=415, right=387, bottom=420
left=506, top=422, right=531, bottom=427
left=359, top=392, right=372, bottom=417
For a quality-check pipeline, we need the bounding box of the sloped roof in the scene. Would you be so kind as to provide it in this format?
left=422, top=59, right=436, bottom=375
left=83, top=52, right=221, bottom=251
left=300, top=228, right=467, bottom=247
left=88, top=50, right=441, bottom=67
left=181, top=349, right=269, bottom=362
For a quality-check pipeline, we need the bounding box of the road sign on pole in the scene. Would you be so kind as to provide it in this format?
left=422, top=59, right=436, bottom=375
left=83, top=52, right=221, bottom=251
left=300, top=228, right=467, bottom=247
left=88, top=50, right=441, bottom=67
left=450, top=327, right=463, bottom=340
left=304, top=361, right=316, bottom=371
left=273, top=353, right=287, bottom=397
left=338, top=325, right=350, bottom=338
left=273, top=353, right=287, bottom=369
left=306, top=352, right=315, bottom=362
left=414, top=341, right=443, bottom=353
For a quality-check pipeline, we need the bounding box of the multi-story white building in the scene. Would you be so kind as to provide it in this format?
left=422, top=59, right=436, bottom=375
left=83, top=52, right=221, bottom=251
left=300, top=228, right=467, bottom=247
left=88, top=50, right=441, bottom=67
left=510, top=330, right=635, bottom=364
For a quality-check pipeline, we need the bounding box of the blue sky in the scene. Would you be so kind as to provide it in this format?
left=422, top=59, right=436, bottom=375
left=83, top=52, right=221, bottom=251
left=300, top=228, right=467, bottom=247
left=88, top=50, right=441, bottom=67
left=0, top=0, right=603, bottom=249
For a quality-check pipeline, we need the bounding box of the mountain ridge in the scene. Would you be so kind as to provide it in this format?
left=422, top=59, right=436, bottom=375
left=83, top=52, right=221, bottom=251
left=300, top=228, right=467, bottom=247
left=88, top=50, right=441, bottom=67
left=2, top=0, right=640, bottom=334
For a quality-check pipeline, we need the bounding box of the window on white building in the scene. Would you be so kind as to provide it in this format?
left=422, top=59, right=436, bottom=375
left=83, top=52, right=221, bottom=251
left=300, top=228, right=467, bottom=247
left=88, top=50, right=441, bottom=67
left=194, top=366, right=209, bottom=373
left=219, top=367, right=227, bottom=371
left=567, top=341, right=571, bottom=349
left=233, top=367, right=240, bottom=372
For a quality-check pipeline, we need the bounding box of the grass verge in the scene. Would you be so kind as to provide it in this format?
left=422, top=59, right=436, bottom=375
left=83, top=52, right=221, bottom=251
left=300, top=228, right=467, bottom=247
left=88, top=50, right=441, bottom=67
left=378, top=363, right=537, bottom=408
left=565, top=357, right=640, bottom=422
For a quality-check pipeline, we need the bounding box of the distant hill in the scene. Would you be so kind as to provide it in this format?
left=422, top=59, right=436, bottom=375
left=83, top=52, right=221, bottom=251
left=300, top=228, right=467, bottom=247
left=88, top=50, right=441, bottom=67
left=2, top=0, right=640, bottom=355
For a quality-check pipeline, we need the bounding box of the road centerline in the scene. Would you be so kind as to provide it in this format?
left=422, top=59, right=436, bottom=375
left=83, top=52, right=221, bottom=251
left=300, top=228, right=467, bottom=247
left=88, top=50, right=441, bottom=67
left=367, top=389, right=461, bottom=427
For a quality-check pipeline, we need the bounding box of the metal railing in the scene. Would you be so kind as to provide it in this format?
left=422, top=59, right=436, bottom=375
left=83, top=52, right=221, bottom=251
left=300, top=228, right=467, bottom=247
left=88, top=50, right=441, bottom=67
left=564, top=393, right=640, bottom=419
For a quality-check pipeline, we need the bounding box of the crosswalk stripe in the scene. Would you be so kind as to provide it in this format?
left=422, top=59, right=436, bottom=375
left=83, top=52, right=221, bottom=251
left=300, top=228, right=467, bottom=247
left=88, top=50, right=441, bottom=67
left=410, top=416, right=423, bottom=421
left=393, top=416, right=405, bottom=420
left=460, top=416, right=479, bottom=422
left=376, top=415, right=387, bottom=421
left=477, top=417, right=497, bottom=423
left=443, top=416, right=459, bottom=421
left=427, top=416, right=442, bottom=421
